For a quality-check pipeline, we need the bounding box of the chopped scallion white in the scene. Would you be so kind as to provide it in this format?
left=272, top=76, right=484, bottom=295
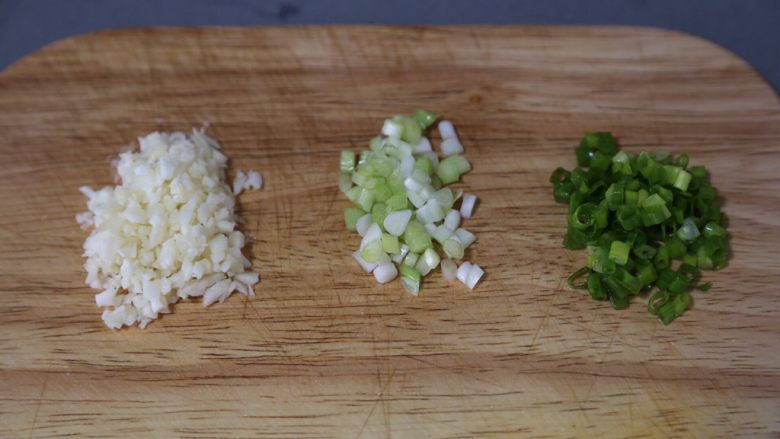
left=374, top=262, right=398, bottom=284
left=384, top=209, right=413, bottom=237
left=441, top=259, right=458, bottom=282
left=460, top=193, right=477, bottom=219
left=339, top=111, right=484, bottom=294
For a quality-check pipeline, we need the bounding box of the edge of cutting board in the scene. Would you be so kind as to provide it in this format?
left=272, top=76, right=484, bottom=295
left=1, top=24, right=778, bottom=99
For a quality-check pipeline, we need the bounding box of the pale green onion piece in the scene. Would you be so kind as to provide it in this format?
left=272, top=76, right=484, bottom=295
left=399, top=117, right=422, bottom=144
left=403, top=220, right=432, bottom=253
left=369, top=136, right=384, bottom=151
left=385, top=192, right=409, bottom=211
left=443, top=237, right=465, bottom=260
left=339, top=173, right=353, bottom=193
left=381, top=233, right=400, bottom=254
left=431, top=188, right=455, bottom=210
left=415, top=248, right=441, bottom=276
left=437, top=156, right=463, bottom=184
left=418, top=184, right=434, bottom=202
left=344, top=208, right=365, bottom=232
left=403, top=251, right=419, bottom=267
left=421, top=152, right=439, bottom=171
left=356, top=188, right=374, bottom=212
left=396, top=140, right=414, bottom=157
left=351, top=170, right=368, bottom=187
left=416, top=198, right=445, bottom=224
left=383, top=209, right=413, bottom=236
left=408, top=191, right=427, bottom=208
left=361, top=239, right=388, bottom=263
left=431, top=225, right=454, bottom=244
left=340, top=150, right=356, bottom=173
left=360, top=223, right=382, bottom=250
left=345, top=186, right=361, bottom=203
left=444, top=209, right=461, bottom=230
left=400, top=265, right=421, bottom=295
left=454, top=228, right=476, bottom=247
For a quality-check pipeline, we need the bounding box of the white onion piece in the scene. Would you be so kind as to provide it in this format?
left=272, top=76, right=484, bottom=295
left=414, top=248, right=440, bottom=276
left=400, top=155, right=415, bottom=177
left=416, top=198, right=444, bottom=224
left=391, top=244, right=410, bottom=264
left=440, top=137, right=464, bottom=157
left=431, top=225, right=453, bottom=244
left=414, top=137, right=433, bottom=153
left=456, top=262, right=473, bottom=284
left=441, top=259, right=458, bottom=282
left=360, top=223, right=382, bottom=250
left=455, top=228, right=476, bottom=248
left=444, top=209, right=461, bottom=231
left=382, top=119, right=402, bottom=138
left=465, top=264, right=485, bottom=290
left=404, top=176, right=425, bottom=192
left=353, top=250, right=378, bottom=273
left=438, top=120, right=456, bottom=139
left=460, top=193, right=478, bottom=219
left=384, top=210, right=413, bottom=237
left=356, top=214, right=372, bottom=236
left=408, top=191, right=427, bottom=208
left=374, top=262, right=398, bottom=284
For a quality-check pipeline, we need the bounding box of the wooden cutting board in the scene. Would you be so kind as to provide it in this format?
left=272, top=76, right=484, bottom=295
left=1, top=26, right=778, bottom=438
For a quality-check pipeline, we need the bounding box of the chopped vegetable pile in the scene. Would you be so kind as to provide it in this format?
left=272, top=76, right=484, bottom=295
left=78, top=129, right=261, bottom=329
left=550, top=132, right=729, bottom=324
left=340, top=110, right=484, bottom=295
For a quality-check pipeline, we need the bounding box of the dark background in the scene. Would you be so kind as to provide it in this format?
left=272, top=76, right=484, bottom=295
left=1, top=0, right=778, bottom=92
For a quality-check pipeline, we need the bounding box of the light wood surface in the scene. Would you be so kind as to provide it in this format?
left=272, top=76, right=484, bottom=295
left=1, top=26, right=779, bottom=438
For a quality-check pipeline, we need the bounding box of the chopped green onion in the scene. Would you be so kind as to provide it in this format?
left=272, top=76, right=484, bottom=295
left=550, top=132, right=729, bottom=324
left=609, top=241, right=630, bottom=265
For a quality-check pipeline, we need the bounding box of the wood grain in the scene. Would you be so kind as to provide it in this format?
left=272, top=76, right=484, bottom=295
left=0, top=26, right=779, bottom=438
